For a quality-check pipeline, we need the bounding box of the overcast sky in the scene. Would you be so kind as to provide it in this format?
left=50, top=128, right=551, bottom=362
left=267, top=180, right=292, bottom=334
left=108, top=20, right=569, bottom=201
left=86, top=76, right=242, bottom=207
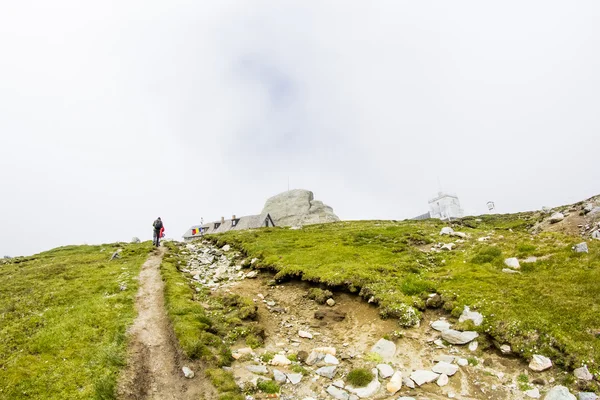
left=1, top=1, right=599, bottom=256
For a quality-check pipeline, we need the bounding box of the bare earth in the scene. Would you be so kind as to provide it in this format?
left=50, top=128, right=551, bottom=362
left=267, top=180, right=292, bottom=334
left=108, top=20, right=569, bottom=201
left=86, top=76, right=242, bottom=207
left=117, top=246, right=216, bottom=400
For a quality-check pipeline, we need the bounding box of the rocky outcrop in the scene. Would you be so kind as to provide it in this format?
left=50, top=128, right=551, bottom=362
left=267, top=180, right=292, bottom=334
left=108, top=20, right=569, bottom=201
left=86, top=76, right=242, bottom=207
left=261, top=189, right=340, bottom=227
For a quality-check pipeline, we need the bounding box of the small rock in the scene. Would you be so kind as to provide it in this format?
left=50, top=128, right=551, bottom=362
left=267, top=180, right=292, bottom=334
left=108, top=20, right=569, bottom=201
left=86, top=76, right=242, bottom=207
left=222, top=244, right=231, bottom=251
left=402, top=376, right=416, bottom=389
left=326, top=385, right=350, bottom=400
left=432, top=361, right=459, bottom=376
left=316, top=366, right=337, bottom=379
left=436, top=373, right=449, bottom=387
left=386, top=371, right=403, bottom=394
left=458, top=306, right=484, bottom=326
left=550, top=213, right=565, bottom=223
left=592, top=230, right=600, bottom=240
left=266, top=300, right=276, bottom=307
left=323, top=354, right=340, bottom=365
left=584, top=203, right=594, bottom=213
left=441, top=243, right=455, bottom=251
left=573, top=366, right=593, bottom=381
left=440, top=227, right=454, bottom=235
left=573, top=243, right=588, bottom=253
left=468, top=341, right=479, bottom=351
left=523, top=256, right=538, bottom=263
left=544, top=386, right=576, bottom=400
left=131, top=237, right=141, bottom=243
left=433, top=339, right=447, bottom=348
left=182, top=366, right=194, bottom=378
left=271, top=354, right=292, bottom=366
left=298, top=330, right=313, bottom=339
left=286, top=373, right=303, bottom=385
left=525, top=388, right=541, bottom=399
left=409, top=370, right=440, bottom=386
left=451, top=231, right=467, bottom=238
left=457, top=358, right=468, bottom=367
left=326, top=298, right=336, bottom=307
left=273, top=369, right=287, bottom=383
left=431, top=320, right=451, bottom=332
left=376, top=364, right=394, bottom=378
left=333, top=379, right=345, bottom=388
left=578, top=393, right=599, bottom=400
left=247, top=365, right=269, bottom=374
left=441, top=329, right=479, bottom=345
left=529, top=354, right=552, bottom=372
left=500, top=344, right=512, bottom=354
left=504, top=257, right=521, bottom=269
left=370, top=338, right=396, bottom=360
left=246, top=270, right=258, bottom=279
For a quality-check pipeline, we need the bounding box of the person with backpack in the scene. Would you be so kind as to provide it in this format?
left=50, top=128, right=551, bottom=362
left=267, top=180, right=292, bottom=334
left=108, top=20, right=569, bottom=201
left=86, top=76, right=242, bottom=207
left=152, top=217, right=164, bottom=247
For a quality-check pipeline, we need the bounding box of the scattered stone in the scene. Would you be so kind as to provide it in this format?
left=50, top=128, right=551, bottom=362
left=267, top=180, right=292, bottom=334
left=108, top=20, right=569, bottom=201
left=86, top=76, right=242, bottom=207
left=523, top=256, right=538, bottom=263
left=451, top=231, right=467, bottom=238
left=573, top=243, right=588, bottom=253
left=431, top=320, right=451, bottom=332
left=286, top=373, right=303, bottom=385
left=426, top=293, right=443, bottom=308
left=433, top=339, right=446, bottom=348
left=584, top=204, right=594, bottom=213
left=305, top=350, right=325, bottom=365
left=432, top=361, right=459, bottom=376
left=441, top=329, right=479, bottom=345
left=550, top=213, right=565, bottom=223
left=271, top=354, right=292, bottom=366
left=402, top=376, right=416, bottom=389
left=247, top=365, right=269, bottom=374
left=346, top=369, right=381, bottom=398
left=182, top=366, right=194, bottom=378
left=436, top=373, right=449, bottom=387
left=327, top=298, right=336, bottom=307
left=273, top=369, right=287, bottom=383
left=232, top=347, right=254, bottom=359
left=544, top=386, right=576, bottom=400
left=376, top=364, right=394, bottom=378
left=592, top=230, right=600, bottom=240
left=457, top=358, right=468, bottom=367
left=433, top=355, right=455, bottom=363
left=333, top=379, right=345, bottom=388
left=131, top=237, right=140, bottom=243
left=386, top=371, right=403, bottom=394
left=409, top=370, right=440, bottom=386
left=441, top=243, right=455, bottom=251
left=266, top=300, right=276, bottom=307
left=222, top=244, right=231, bottom=251
left=578, top=393, right=598, bottom=400
left=327, top=385, right=350, bottom=400
left=525, top=387, right=541, bottom=398
left=573, top=366, right=593, bottom=381
left=440, top=227, right=454, bottom=235
left=370, top=338, right=396, bottom=360
left=298, top=330, right=313, bottom=339
left=529, top=354, right=552, bottom=372
left=314, top=346, right=337, bottom=355
left=504, top=257, right=521, bottom=269
left=246, top=270, right=259, bottom=279
left=323, top=354, right=340, bottom=365
left=316, top=366, right=337, bottom=379
left=500, top=344, right=512, bottom=354
left=458, top=306, right=484, bottom=326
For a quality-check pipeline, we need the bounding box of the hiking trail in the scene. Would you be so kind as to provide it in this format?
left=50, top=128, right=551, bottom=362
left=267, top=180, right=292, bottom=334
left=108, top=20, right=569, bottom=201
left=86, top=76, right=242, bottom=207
left=117, top=246, right=216, bottom=400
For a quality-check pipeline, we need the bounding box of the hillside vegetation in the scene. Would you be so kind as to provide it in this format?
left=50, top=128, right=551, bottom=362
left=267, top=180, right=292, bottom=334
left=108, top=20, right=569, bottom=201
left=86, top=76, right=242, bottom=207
left=212, top=206, right=600, bottom=375
left=0, top=243, right=151, bottom=400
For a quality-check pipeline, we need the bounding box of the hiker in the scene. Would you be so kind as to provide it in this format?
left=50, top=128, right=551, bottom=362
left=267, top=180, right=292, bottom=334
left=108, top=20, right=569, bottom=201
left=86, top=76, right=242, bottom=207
left=152, top=217, right=164, bottom=247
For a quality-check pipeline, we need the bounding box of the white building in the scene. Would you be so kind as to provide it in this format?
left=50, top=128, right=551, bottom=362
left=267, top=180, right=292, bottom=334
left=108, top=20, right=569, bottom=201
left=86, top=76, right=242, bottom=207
left=428, top=192, right=464, bottom=220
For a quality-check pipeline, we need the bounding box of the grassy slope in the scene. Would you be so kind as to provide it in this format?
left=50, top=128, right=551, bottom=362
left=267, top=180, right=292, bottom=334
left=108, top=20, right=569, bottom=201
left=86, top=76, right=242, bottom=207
left=212, top=213, right=600, bottom=375
left=0, top=243, right=151, bottom=400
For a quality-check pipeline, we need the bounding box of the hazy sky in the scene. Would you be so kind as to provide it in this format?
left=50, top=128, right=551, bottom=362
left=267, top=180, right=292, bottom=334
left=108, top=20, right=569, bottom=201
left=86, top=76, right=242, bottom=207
left=1, top=1, right=599, bottom=257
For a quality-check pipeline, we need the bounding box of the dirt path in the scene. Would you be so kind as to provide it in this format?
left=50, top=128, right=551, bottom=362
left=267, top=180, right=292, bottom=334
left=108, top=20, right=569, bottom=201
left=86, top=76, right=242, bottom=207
left=117, top=246, right=216, bottom=400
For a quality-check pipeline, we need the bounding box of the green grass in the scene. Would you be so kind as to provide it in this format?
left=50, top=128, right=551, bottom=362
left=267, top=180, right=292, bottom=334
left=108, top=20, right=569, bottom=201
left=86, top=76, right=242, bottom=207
left=0, top=242, right=152, bottom=399
left=209, top=212, right=600, bottom=373
left=256, top=379, right=280, bottom=394
left=346, top=368, right=374, bottom=387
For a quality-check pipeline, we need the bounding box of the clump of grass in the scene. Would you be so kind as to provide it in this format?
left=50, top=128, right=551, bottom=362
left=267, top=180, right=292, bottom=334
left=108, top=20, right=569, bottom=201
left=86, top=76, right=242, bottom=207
left=471, top=246, right=503, bottom=264
left=467, top=357, right=479, bottom=366
left=261, top=352, right=275, bottom=363
left=364, top=352, right=383, bottom=363
left=346, top=368, right=374, bottom=387
left=256, top=379, right=280, bottom=393
left=291, top=364, right=309, bottom=375
left=307, top=288, right=333, bottom=304
left=287, top=353, right=298, bottom=362
left=207, top=369, right=244, bottom=399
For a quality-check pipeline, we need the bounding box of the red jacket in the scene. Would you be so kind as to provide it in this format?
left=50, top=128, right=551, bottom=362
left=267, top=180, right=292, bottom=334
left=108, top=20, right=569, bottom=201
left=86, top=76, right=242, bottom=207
left=160, top=227, right=165, bottom=238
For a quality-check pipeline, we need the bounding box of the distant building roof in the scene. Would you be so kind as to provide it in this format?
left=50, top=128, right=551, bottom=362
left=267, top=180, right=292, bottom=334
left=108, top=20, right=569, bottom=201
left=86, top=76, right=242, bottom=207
left=183, top=213, right=275, bottom=239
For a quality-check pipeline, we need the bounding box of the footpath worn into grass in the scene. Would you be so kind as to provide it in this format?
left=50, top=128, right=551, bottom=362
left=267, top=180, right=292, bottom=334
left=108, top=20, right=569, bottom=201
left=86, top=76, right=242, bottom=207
left=211, top=213, right=600, bottom=378
left=0, top=243, right=151, bottom=400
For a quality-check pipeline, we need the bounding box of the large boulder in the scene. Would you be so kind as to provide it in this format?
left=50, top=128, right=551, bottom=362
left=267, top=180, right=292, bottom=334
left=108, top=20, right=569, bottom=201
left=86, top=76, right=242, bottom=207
left=544, top=386, right=576, bottom=400
left=261, top=189, right=340, bottom=227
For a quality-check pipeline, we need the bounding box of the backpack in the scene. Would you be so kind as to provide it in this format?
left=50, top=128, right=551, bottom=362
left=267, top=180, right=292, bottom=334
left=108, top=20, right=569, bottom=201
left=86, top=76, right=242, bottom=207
left=154, top=220, right=163, bottom=230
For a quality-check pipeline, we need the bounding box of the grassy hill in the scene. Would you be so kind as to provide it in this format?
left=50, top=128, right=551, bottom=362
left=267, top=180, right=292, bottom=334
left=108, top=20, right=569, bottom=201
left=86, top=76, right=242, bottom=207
left=211, top=206, right=600, bottom=376
left=0, top=243, right=151, bottom=400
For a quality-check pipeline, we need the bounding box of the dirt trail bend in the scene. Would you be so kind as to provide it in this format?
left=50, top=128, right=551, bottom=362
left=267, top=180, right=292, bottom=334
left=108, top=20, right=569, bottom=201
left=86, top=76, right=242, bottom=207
left=117, top=246, right=215, bottom=400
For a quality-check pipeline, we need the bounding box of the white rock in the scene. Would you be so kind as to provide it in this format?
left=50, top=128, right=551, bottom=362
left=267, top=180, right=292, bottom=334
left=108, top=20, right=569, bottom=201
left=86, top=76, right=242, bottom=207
left=550, top=213, right=565, bottom=223
left=544, top=386, right=576, bottom=400
left=441, top=329, right=479, bottom=345
left=440, top=227, right=454, bottom=235
left=324, top=354, right=340, bottom=365
left=402, top=376, right=416, bottom=388
left=327, top=385, right=350, bottom=400
left=261, top=189, right=340, bottom=226
left=273, top=369, right=287, bottom=383
left=314, top=346, right=337, bottom=355
left=432, top=361, right=459, bottom=376
left=298, top=330, right=313, bottom=339
left=434, top=355, right=455, bottom=363
left=436, top=373, right=449, bottom=387
left=222, top=244, right=231, bottom=251
left=451, top=231, right=467, bottom=238
left=529, top=354, right=552, bottom=372
left=523, top=256, right=538, bottom=263
left=458, top=306, right=484, bottom=326
left=386, top=371, right=403, bottom=394
left=346, top=369, right=381, bottom=398
left=182, top=366, right=194, bottom=378
left=573, top=243, right=589, bottom=253
left=431, top=320, right=451, bottom=332
left=441, top=243, right=455, bottom=251
left=246, top=365, right=268, bottom=374
left=525, top=387, right=541, bottom=398
left=305, top=350, right=325, bottom=365
left=578, top=392, right=599, bottom=400
left=573, top=366, right=593, bottom=381
left=504, top=257, right=521, bottom=269
left=457, top=358, right=468, bottom=367
left=376, top=364, right=394, bottom=378
left=409, top=370, right=440, bottom=386
left=327, top=298, right=336, bottom=307
left=500, top=344, right=511, bottom=354
left=316, top=366, right=337, bottom=379
left=286, top=373, right=303, bottom=385
left=271, top=354, right=292, bottom=366
left=592, top=230, right=600, bottom=240
left=370, top=338, right=396, bottom=360
left=333, top=379, right=345, bottom=388
left=246, top=270, right=258, bottom=278
left=433, top=339, right=447, bottom=348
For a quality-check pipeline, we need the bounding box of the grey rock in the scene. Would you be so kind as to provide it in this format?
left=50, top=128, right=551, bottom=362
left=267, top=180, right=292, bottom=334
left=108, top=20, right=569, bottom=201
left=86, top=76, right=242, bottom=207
left=246, top=365, right=268, bottom=374
left=529, top=354, right=552, bottom=372
left=305, top=350, right=326, bottom=365
left=261, top=189, right=340, bottom=227
left=458, top=306, right=484, bottom=326
left=246, top=270, right=258, bottom=279
left=286, top=373, right=303, bottom=385
left=523, top=256, right=538, bottom=263
left=316, top=366, right=337, bottom=379
left=376, top=364, right=394, bottom=378
left=573, top=366, right=593, bottom=381
left=578, top=393, right=598, bottom=400
left=550, top=212, right=565, bottom=223
left=182, top=366, right=194, bottom=378
left=544, top=386, right=576, bottom=400
left=131, top=237, right=141, bottom=243
left=504, top=257, right=521, bottom=269
left=441, top=329, right=479, bottom=345
left=431, top=320, right=451, bottom=332
left=298, top=330, right=313, bottom=339
left=573, top=243, right=589, bottom=253
left=500, top=344, right=512, bottom=354
left=332, top=379, right=345, bottom=388
left=370, top=338, right=396, bottom=360
left=327, top=385, right=350, bottom=400
left=451, top=231, right=467, bottom=238
left=402, top=376, right=416, bottom=389
left=222, top=244, right=231, bottom=251
left=323, top=354, right=339, bottom=365
left=436, top=373, right=449, bottom=387
left=432, top=361, right=459, bottom=376
left=409, top=370, right=440, bottom=386
left=469, top=341, right=479, bottom=351
left=592, top=230, right=600, bottom=240
left=525, top=387, right=541, bottom=398
left=440, top=227, right=454, bottom=235
left=327, top=298, right=336, bottom=307
left=273, top=369, right=287, bottom=383
left=584, top=203, right=594, bottom=213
